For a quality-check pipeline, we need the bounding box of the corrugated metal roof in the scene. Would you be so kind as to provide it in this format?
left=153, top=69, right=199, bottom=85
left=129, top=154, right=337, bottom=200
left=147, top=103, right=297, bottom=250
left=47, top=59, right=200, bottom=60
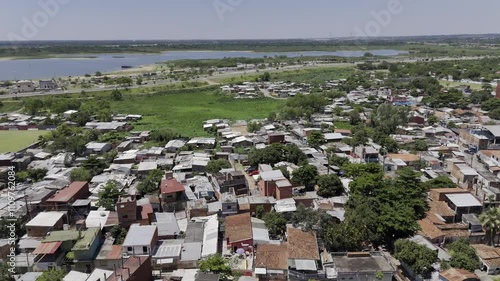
left=33, top=241, right=62, bottom=255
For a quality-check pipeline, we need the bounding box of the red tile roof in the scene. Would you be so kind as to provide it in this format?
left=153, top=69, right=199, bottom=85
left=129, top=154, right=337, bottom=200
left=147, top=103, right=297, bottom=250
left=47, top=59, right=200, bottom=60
left=33, top=241, right=62, bottom=255
left=287, top=226, right=320, bottom=260
left=107, top=256, right=151, bottom=281
left=46, top=181, right=89, bottom=203
left=141, top=204, right=153, bottom=220
left=160, top=178, right=184, bottom=194
left=225, top=213, right=253, bottom=243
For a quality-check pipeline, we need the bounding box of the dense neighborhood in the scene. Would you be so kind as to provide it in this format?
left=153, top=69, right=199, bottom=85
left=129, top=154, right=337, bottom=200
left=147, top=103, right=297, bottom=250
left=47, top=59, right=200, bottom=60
left=0, top=71, right=500, bottom=281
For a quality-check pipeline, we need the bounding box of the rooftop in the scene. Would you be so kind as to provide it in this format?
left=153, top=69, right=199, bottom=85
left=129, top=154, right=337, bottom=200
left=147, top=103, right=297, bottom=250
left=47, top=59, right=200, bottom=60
left=73, top=228, right=99, bottom=251
left=106, top=256, right=150, bottom=281
left=255, top=243, right=288, bottom=270
left=123, top=225, right=157, bottom=247
left=26, top=211, right=65, bottom=227
left=332, top=253, right=395, bottom=273
left=161, top=178, right=185, bottom=194
left=446, top=193, right=482, bottom=208
left=43, top=230, right=80, bottom=242
left=225, top=213, right=253, bottom=243
left=287, top=225, right=320, bottom=260
left=46, top=181, right=88, bottom=203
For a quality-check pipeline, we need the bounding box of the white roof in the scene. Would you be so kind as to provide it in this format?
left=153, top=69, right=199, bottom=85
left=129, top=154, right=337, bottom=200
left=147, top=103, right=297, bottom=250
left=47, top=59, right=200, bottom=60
left=275, top=198, right=297, bottom=213
left=155, top=213, right=180, bottom=236
left=87, top=269, right=113, bottom=281
left=446, top=193, right=482, bottom=208
left=260, top=170, right=285, bottom=181
left=85, top=211, right=110, bottom=229
left=202, top=215, right=219, bottom=258
left=138, top=161, right=158, bottom=171
left=294, top=259, right=317, bottom=271
left=26, top=212, right=65, bottom=227
left=324, top=133, right=345, bottom=140
left=63, top=271, right=89, bottom=281
left=484, top=125, right=500, bottom=137
left=123, top=225, right=157, bottom=247
left=152, top=240, right=183, bottom=258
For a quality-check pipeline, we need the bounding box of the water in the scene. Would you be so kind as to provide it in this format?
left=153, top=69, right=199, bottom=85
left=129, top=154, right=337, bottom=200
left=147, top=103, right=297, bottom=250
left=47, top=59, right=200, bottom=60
left=0, top=49, right=407, bottom=80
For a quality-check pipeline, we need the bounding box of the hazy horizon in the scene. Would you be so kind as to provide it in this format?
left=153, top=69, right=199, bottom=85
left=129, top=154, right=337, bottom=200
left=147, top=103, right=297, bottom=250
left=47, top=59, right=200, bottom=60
left=2, top=0, right=500, bottom=41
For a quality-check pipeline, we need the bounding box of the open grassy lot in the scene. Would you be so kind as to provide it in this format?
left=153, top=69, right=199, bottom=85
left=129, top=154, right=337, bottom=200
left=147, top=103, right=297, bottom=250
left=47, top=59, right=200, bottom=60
left=111, top=89, right=283, bottom=136
left=0, top=130, right=48, bottom=153
left=439, top=80, right=483, bottom=90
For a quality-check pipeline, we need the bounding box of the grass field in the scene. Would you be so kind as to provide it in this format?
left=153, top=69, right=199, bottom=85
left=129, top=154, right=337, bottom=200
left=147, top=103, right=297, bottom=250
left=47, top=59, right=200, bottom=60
left=439, top=80, right=483, bottom=90
left=0, top=130, right=48, bottom=153
left=111, top=90, right=283, bottom=136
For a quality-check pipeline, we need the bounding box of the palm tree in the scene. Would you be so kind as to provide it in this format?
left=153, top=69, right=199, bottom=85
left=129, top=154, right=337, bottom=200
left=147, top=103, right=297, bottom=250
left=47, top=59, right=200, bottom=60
left=480, top=207, right=500, bottom=246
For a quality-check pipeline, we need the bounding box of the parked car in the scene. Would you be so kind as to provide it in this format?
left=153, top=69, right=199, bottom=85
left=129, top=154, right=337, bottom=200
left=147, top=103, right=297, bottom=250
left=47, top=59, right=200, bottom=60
left=248, top=170, right=260, bottom=176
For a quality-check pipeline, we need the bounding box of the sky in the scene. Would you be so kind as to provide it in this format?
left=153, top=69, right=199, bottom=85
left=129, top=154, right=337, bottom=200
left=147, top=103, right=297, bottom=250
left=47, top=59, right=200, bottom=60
left=1, top=0, right=500, bottom=41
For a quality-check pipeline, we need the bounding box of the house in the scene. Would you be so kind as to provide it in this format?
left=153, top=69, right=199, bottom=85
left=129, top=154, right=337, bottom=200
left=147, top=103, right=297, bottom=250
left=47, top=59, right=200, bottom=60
left=324, top=133, right=346, bottom=143
left=471, top=244, right=500, bottom=275
left=116, top=195, right=137, bottom=227
left=237, top=196, right=276, bottom=216
left=72, top=227, right=103, bottom=272
left=154, top=212, right=180, bottom=239
left=286, top=225, right=321, bottom=279
left=211, top=170, right=249, bottom=196
left=386, top=153, right=421, bottom=167
left=85, top=142, right=112, bottom=155
left=444, top=193, right=482, bottom=221
left=195, top=273, right=220, bottom=281
left=39, top=79, right=58, bottom=90
left=221, top=193, right=238, bottom=216
left=137, top=161, right=158, bottom=177
left=254, top=243, right=288, bottom=280
left=439, top=268, right=479, bottom=281
left=187, top=199, right=209, bottom=219
left=327, top=252, right=396, bottom=281
left=95, top=242, right=123, bottom=271
left=259, top=170, right=293, bottom=200
left=106, top=256, right=152, bottom=281
left=165, top=139, right=186, bottom=153
left=32, top=241, right=65, bottom=270
left=151, top=239, right=184, bottom=270
left=15, top=80, right=35, bottom=93
left=160, top=178, right=186, bottom=211
left=85, top=121, right=129, bottom=132
left=354, top=145, right=379, bottom=163
left=268, top=133, right=285, bottom=144
left=122, top=225, right=158, bottom=256
left=45, top=181, right=90, bottom=211
left=225, top=213, right=253, bottom=252
left=26, top=212, right=66, bottom=237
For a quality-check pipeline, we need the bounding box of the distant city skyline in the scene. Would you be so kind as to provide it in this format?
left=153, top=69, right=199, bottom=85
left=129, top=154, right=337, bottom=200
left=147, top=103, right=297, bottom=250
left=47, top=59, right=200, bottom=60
left=2, top=0, right=500, bottom=41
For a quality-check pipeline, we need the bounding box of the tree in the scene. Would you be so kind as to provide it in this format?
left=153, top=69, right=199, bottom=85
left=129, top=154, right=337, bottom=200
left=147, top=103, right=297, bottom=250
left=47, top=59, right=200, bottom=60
left=427, top=115, right=439, bottom=125
left=138, top=169, right=164, bottom=195
left=248, top=143, right=307, bottom=167
left=36, top=268, right=66, bottom=281
left=206, top=159, right=232, bottom=174
left=447, top=238, right=481, bottom=272
left=199, top=254, right=233, bottom=281
left=423, top=176, right=456, bottom=189
left=70, top=167, right=92, bottom=182
left=97, top=180, right=123, bottom=210
left=110, top=225, right=128, bottom=244
left=394, top=239, right=437, bottom=277
left=255, top=205, right=264, bottom=219
left=150, top=129, right=179, bottom=144
left=259, top=72, right=271, bottom=82
left=317, top=174, right=344, bottom=198
left=479, top=207, right=500, bottom=246
left=0, top=262, right=14, bottom=281
left=247, top=121, right=262, bottom=133
left=263, top=211, right=287, bottom=238
left=349, top=110, right=362, bottom=126
left=291, top=165, right=318, bottom=188
left=111, top=89, right=123, bottom=101
left=350, top=125, right=369, bottom=147
left=413, top=139, right=428, bottom=152
left=307, top=130, right=325, bottom=149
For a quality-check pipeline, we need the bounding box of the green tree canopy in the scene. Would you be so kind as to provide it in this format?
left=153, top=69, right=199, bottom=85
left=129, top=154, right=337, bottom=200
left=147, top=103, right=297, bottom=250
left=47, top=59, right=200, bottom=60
left=423, top=176, right=456, bottom=189
left=394, top=239, right=437, bottom=277
left=291, top=164, right=319, bottom=187
left=199, top=254, right=233, bottom=281
left=447, top=238, right=481, bottom=272
left=69, top=167, right=92, bottom=182
left=206, top=159, right=232, bottom=174
left=263, top=210, right=287, bottom=238
left=36, top=268, right=66, bottom=281
left=97, top=180, right=123, bottom=210
left=138, top=169, right=164, bottom=195
left=307, top=130, right=326, bottom=149
left=248, top=143, right=307, bottom=167
left=317, top=174, right=344, bottom=198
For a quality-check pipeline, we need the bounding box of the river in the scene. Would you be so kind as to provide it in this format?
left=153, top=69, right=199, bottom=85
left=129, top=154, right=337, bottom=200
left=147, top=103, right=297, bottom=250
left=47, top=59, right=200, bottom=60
left=0, top=49, right=407, bottom=80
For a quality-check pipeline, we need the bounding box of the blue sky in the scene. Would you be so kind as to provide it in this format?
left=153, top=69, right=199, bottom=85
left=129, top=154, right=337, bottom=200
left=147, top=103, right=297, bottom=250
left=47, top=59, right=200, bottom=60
left=1, top=0, right=499, bottom=41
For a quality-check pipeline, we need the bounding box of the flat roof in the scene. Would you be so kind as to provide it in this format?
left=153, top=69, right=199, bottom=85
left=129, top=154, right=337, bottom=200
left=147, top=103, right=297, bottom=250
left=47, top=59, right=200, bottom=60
left=446, top=193, right=482, bottom=208
left=26, top=211, right=65, bottom=227
left=155, top=212, right=180, bottom=236
left=123, top=225, right=157, bottom=247
left=332, top=255, right=395, bottom=273
left=43, top=230, right=80, bottom=242
left=152, top=239, right=183, bottom=258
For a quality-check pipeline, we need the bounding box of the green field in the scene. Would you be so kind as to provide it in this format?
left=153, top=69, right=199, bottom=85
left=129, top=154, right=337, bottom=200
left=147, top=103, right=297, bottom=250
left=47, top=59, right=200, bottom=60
left=111, top=90, right=283, bottom=136
left=439, top=80, right=483, bottom=90
left=0, top=130, right=48, bottom=153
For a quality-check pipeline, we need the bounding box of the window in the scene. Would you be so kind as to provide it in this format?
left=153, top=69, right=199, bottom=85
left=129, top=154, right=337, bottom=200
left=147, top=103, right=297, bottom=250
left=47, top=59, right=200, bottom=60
left=127, top=247, right=132, bottom=252
left=120, top=205, right=125, bottom=208
left=122, top=215, right=128, bottom=219
left=143, top=246, right=148, bottom=253
left=227, top=205, right=232, bottom=210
